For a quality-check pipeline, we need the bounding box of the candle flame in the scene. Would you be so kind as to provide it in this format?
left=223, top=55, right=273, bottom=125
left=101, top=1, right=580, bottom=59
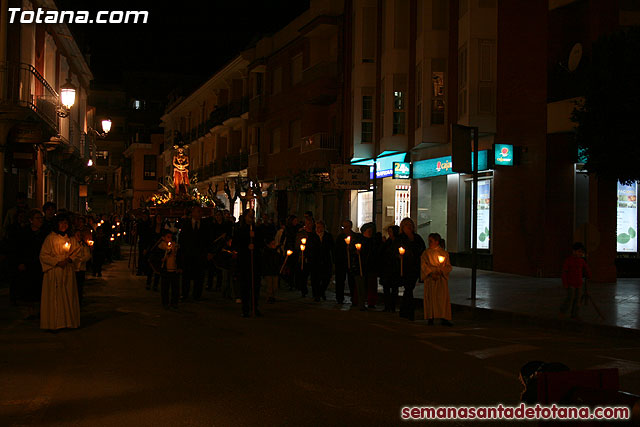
left=110, top=237, right=115, bottom=241
left=438, top=255, right=445, bottom=264
left=301, top=237, right=307, bottom=245
left=398, top=247, right=405, bottom=255
left=63, top=242, right=70, bottom=251
left=87, top=240, right=94, bottom=247
left=345, top=236, right=351, bottom=245
left=300, top=244, right=306, bottom=252
left=286, top=250, right=293, bottom=256
left=117, top=233, right=121, bottom=237
left=355, top=243, right=362, bottom=250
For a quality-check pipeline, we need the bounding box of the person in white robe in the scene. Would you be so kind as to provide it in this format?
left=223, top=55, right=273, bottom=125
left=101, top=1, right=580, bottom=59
left=39, top=215, right=82, bottom=330
left=420, top=233, right=453, bottom=325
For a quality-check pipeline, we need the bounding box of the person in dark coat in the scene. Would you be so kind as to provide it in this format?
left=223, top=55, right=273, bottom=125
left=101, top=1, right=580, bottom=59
left=233, top=209, right=263, bottom=317
left=396, top=217, right=426, bottom=321
left=281, top=215, right=300, bottom=290
left=380, top=225, right=401, bottom=312
left=261, top=236, right=283, bottom=303
left=136, top=210, right=153, bottom=276
left=311, top=220, right=334, bottom=301
left=294, top=217, right=321, bottom=299
left=145, top=214, right=165, bottom=291
left=178, top=206, right=214, bottom=301
left=334, top=219, right=355, bottom=304
left=14, top=209, right=48, bottom=317
left=350, top=222, right=379, bottom=311
left=207, top=210, right=227, bottom=291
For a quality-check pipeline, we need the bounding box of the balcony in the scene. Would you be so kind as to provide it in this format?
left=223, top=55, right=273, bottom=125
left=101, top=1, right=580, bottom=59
left=0, top=62, right=60, bottom=132
left=300, top=132, right=341, bottom=154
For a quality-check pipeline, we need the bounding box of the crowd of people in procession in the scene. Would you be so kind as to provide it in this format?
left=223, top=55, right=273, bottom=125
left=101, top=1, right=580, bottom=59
left=0, top=191, right=455, bottom=331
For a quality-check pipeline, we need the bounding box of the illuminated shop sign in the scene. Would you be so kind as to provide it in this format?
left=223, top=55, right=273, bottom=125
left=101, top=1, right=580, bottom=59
left=351, top=152, right=409, bottom=179
left=393, top=162, right=411, bottom=179
left=494, top=144, right=514, bottom=166
left=413, top=151, right=488, bottom=179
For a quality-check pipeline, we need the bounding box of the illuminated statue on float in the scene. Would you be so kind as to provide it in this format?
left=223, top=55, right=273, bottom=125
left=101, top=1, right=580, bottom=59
left=172, top=145, right=190, bottom=194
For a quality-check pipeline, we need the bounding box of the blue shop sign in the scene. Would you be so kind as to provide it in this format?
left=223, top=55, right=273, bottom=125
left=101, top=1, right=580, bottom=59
left=413, top=150, right=488, bottom=179
left=351, top=152, right=409, bottom=179
left=494, top=144, right=514, bottom=166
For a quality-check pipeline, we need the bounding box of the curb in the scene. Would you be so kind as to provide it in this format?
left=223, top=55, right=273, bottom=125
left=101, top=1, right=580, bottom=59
left=449, top=302, right=640, bottom=339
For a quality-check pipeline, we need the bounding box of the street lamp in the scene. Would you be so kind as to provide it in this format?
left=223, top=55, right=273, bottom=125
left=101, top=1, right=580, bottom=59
left=101, top=118, right=112, bottom=134
left=57, top=78, right=76, bottom=117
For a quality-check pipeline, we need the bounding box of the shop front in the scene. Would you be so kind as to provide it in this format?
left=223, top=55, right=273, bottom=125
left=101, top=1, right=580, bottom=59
left=412, top=150, right=493, bottom=267
left=350, top=152, right=410, bottom=232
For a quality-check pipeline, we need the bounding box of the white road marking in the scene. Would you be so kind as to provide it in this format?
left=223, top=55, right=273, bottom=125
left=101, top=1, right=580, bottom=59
left=419, top=340, right=451, bottom=352
left=465, top=344, right=538, bottom=360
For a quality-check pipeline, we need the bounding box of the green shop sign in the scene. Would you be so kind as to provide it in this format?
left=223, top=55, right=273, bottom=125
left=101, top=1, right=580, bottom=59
left=413, top=150, right=488, bottom=179
left=393, top=162, right=411, bottom=179
left=494, top=144, right=514, bottom=166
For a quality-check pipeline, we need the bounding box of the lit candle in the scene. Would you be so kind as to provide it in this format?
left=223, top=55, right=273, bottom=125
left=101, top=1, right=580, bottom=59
left=345, top=236, right=351, bottom=270
left=87, top=240, right=94, bottom=247
left=117, top=233, right=121, bottom=237
left=355, top=243, right=363, bottom=276
left=112, top=225, right=116, bottom=229
left=399, top=247, right=405, bottom=277
left=280, top=249, right=293, bottom=274
left=300, top=244, right=306, bottom=270
left=437, top=255, right=445, bottom=264
left=301, top=237, right=307, bottom=245
left=123, top=232, right=126, bottom=236
left=116, top=222, right=120, bottom=226
left=63, top=241, right=70, bottom=252
left=110, top=237, right=115, bottom=241
left=100, top=220, right=104, bottom=224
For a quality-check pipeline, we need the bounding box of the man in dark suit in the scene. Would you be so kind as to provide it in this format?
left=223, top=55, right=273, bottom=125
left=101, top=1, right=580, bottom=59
left=311, top=220, right=334, bottom=301
left=178, top=206, right=214, bottom=301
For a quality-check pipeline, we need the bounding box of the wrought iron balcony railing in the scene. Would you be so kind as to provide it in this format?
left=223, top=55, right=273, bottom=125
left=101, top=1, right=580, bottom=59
left=300, top=132, right=341, bottom=153
left=0, top=62, right=59, bottom=132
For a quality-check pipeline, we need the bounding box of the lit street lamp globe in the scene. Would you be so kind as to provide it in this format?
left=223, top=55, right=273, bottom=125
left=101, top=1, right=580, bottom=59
left=101, top=118, right=112, bottom=134
left=60, top=79, right=76, bottom=110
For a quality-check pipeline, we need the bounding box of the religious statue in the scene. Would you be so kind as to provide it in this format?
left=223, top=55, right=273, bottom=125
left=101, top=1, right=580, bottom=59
left=172, top=145, right=190, bottom=194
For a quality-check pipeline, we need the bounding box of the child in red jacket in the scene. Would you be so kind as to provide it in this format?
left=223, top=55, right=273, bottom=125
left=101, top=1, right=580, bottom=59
left=560, top=242, right=591, bottom=319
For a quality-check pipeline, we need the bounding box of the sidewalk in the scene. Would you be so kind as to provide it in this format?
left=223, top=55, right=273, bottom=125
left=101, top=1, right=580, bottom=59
left=402, top=267, right=640, bottom=337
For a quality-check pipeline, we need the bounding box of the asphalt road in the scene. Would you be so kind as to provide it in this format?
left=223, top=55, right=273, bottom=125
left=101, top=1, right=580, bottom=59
left=2, top=257, right=640, bottom=426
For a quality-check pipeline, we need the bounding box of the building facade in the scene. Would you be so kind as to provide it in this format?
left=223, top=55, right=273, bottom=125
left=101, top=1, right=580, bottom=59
left=161, top=0, right=346, bottom=229
left=345, top=0, right=639, bottom=281
left=0, top=0, right=94, bottom=220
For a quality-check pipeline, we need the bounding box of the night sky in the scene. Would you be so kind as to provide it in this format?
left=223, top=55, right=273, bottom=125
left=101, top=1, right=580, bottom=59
left=56, top=0, right=310, bottom=85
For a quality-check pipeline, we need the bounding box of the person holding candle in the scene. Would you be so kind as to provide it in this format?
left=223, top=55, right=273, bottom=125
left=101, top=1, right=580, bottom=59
left=294, top=217, right=320, bottom=299
left=420, top=232, right=453, bottom=326
left=39, top=214, right=82, bottom=331
left=158, top=230, right=181, bottom=310
left=396, top=218, right=426, bottom=321
left=351, top=222, right=378, bottom=311
left=334, top=220, right=355, bottom=305
left=233, top=209, right=264, bottom=317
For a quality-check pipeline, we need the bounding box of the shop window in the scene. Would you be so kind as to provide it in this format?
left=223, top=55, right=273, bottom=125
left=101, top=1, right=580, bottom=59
left=357, top=191, right=373, bottom=230
left=393, top=91, right=406, bottom=135
left=394, top=185, right=411, bottom=226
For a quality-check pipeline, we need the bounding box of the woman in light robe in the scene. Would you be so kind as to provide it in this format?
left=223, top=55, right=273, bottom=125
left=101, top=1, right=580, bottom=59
left=420, top=232, right=453, bottom=326
left=39, top=215, right=82, bottom=331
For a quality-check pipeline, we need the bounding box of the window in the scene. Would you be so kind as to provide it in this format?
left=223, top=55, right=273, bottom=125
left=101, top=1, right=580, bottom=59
left=362, top=7, right=376, bottom=62
left=96, top=150, right=109, bottom=166
left=289, top=119, right=301, bottom=148
left=394, top=0, right=409, bottom=49
left=255, top=72, right=264, bottom=96
left=272, top=67, right=282, bottom=94
left=271, top=127, right=281, bottom=154
left=362, top=94, right=373, bottom=143
left=431, top=58, right=446, bottom=125
left=458, top=46, right=467, bottom=119
left=133, top=99, right=142, bottom=110
left=291, top=55, right=303, bottom=85
left=393, top=91, right=406, bottom=135
left=416, top=64, right=422, bottom=129
left=143, top=155, right=156, bottom=180
left=478, top=40, right=495, bottom=114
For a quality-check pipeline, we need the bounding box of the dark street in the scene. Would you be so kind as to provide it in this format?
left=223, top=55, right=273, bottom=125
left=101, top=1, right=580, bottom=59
left=2, top=256, right=640, bottom=426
